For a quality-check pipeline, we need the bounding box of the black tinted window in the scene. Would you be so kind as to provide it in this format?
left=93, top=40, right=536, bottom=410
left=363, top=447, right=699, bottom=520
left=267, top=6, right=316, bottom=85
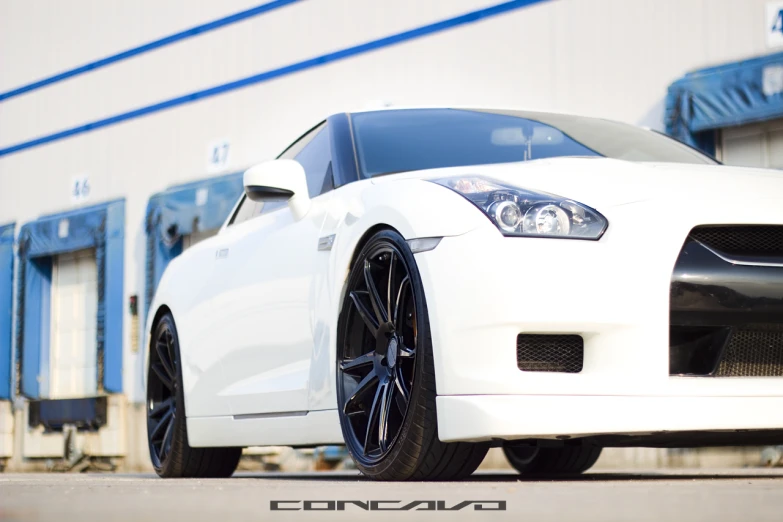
left=229, top=122, right=331, bottom=225
left=229, top=195, right=258, bottom=226
left=352, top=109, right=715, bottom=177
left=293, top=125, right=332, bottom=198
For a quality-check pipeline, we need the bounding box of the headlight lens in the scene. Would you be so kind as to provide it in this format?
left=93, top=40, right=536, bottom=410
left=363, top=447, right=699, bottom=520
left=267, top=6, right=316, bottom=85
left=432, top=176, right=608, bottom=240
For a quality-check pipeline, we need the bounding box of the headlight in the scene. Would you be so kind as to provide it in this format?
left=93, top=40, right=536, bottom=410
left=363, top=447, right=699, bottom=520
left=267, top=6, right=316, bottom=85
left=432, top=176, right=608, bottom=240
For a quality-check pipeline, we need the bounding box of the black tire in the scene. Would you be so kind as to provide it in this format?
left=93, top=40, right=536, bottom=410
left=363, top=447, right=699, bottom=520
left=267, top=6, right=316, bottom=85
left=147, top=313, right=242, bottom=478
left=336, top=229, right=489, bottom=481
left=503, top=445, right=602, bottom=475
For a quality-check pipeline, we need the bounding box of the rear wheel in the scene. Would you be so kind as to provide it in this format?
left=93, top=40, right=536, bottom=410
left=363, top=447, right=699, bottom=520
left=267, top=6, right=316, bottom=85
left=147, top=313, right=242, bottom=478
left=336, top=230, right=488, bottom=481
left=503, top=445, right=602, bottom=475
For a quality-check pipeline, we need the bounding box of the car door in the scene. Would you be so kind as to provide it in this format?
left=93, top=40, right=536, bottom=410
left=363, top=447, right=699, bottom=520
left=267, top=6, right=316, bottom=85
left=211, top=123, right=336, bottom=416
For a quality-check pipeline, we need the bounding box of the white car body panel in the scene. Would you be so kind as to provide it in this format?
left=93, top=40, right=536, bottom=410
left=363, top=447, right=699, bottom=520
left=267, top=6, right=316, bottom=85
left=147, top=150, right=783, bottom=447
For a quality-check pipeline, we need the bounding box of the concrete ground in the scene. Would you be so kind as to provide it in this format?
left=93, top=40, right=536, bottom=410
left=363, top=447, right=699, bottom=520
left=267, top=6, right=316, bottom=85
left=1, top=469, right=783, bottom=522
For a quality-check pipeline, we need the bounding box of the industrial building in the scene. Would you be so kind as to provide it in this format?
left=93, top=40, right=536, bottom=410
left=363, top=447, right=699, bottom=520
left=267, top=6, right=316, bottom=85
left=0, top=0, right=781, bottom=471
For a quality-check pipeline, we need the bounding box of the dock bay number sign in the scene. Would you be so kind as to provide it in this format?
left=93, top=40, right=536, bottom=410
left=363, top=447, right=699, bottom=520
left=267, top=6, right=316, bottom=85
left=71, top=175, right=91, bottom=204
left=768, top=1, right=783, bottom=48
left=206, top=138, right=231, bottom=174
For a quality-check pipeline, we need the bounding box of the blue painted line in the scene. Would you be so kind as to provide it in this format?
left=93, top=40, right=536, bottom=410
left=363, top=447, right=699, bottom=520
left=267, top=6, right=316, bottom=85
left=0, top=0, right=302, bottom=102
left=0, top=0, right=548, bottom=158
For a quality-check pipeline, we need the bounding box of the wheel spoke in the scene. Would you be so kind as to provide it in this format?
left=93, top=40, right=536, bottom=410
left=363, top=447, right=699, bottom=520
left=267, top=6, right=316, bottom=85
left=378, top=381, right=395, bottom=452
left=151, top=363, right=173, bottom=391
left=344, top=372, right=378, bottom=415
left=340, top=351, right=375, bottom=374
left=363, top=382, right=385, bottom=455
left=165, top=331, right=177, bottom=374
left=387, top=251, right=396, bottom=324
left=156, top=338, right=174, bottom=380
left=394, top=367, right=410, bottom=412
left=349, top=291, right=379, bottom=337
left=393, top=276, right=411, bottom=332
left=150, top=408, right=173, bottom=443
left=159, top=417, right=174, bottom=460
left=149, top=397, right=173, bottom=419
left=398, top=345, right=415, bottom=358
left=364, top=260, right=388, bottom=324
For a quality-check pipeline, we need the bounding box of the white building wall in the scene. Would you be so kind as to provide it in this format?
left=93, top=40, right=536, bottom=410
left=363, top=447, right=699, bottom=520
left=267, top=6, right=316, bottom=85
left=0, top=0, right=775, bottom=468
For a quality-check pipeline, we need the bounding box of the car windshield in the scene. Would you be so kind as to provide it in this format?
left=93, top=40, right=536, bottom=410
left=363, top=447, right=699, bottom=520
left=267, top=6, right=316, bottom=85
left=351, top=108, right=716, bottom=177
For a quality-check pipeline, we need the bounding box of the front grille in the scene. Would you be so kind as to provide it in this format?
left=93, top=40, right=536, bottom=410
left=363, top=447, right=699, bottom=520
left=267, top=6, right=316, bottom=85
left=517, top=334, right=583, bottom=373
left=690, top=225, right=783, bottom=258
left=715, top=324, right=783, bottom=377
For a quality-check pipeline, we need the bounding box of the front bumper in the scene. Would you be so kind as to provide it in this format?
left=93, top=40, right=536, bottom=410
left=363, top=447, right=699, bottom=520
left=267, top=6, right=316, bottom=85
left=413, top=200, right=783, bottom=442
left=437, top=394, right=783, bottom=443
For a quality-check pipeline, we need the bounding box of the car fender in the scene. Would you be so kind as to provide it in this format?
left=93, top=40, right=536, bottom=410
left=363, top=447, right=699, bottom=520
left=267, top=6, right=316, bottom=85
left=329, top=177, right=488, bottom=303
left=307, top=177, right=492, bottom=411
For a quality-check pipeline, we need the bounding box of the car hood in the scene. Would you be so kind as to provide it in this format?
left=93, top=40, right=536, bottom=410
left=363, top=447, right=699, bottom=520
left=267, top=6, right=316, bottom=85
left=370, top=157, right=783, bottom=209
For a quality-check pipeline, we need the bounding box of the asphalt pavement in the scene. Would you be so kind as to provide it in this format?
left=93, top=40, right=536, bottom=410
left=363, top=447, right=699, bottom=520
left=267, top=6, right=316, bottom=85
left=2, top=469, right=783, bottom=522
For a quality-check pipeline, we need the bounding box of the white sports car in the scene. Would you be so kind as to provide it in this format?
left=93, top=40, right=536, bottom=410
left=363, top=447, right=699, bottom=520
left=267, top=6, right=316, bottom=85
left=146, top=107, right=783, bottom=480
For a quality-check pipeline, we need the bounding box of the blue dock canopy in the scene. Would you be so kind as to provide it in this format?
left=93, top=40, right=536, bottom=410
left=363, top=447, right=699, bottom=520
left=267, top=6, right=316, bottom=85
left=15, top=200, right=125, bottom=398
left=0, top=223, right=14, bottom=400
left=666, top=51, right=783, bottom=153
left=144, top=173, right=244, bottom=316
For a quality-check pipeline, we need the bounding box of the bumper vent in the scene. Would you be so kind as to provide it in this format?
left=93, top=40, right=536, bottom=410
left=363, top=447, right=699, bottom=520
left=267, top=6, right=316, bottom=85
left=517, top=334, right=583, bottom=373
left=715, top=325, right=783, bottom=377
left=689, top=225, right=783, bottom=258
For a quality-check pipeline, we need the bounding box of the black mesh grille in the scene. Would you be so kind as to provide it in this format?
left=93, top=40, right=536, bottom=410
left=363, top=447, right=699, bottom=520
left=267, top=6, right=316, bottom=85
left=517, top=334, right=583, bottom=373
left=716, top=325, right=783, bottom=377
left=690, top=225, right=783, bottom=257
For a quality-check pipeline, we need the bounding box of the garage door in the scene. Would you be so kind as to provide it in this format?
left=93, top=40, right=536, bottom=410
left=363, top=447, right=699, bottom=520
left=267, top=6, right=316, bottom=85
left=722, top=119, right=783, bottom=168
left=49, top=249, right=98, bottom=399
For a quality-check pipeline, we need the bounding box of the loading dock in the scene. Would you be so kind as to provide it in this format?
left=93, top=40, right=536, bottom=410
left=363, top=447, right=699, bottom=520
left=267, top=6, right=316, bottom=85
left=15, top=200, right=124, bottom=459
left=666, top=51, right=783, bottom=161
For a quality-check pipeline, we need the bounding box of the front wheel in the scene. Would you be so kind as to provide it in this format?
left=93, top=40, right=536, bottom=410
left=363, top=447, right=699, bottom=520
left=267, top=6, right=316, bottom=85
left=336, top=230, right=488, bottom=481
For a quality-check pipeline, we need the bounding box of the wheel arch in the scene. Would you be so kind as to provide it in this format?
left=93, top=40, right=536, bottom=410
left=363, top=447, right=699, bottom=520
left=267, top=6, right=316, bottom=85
left=347, top=224, right=399, bottom=271
left=143, top=303, right=173, bottom=394
left=149, top=304, right=172, bottom=335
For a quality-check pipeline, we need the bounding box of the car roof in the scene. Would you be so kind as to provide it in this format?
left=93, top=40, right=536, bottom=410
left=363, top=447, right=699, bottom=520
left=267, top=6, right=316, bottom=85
left=339, top=104, right=575, bottom=117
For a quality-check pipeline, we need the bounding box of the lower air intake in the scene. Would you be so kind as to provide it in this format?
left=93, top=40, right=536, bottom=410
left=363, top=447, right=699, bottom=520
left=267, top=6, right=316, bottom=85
left=517, top=334, right=584, bottom=373
left=716, top=325, right=783, bottom=377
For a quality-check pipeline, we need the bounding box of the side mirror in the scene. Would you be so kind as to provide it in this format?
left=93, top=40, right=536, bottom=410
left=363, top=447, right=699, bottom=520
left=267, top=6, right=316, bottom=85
left=243, top=160, right=310, bottom=219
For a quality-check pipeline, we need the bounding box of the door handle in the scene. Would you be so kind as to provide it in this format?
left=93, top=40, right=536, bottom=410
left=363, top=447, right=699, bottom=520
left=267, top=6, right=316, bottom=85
left=216, top=248, right=229, bottom=259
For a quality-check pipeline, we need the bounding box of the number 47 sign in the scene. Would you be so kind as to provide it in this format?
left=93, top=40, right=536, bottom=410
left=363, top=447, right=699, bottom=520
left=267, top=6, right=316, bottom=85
left=206, top=138, right=231, bottom=173
left=767, top=1, right=783, bottom=48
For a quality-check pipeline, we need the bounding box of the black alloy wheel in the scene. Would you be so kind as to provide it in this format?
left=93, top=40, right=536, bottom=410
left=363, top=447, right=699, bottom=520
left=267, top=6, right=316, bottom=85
left=147, top=318, right=178, bottom=469
left=338, top=240, right=417, bottom=463
left=337, top=230, right=489, bottom=480
left=147, top=313, right=241, bottom=478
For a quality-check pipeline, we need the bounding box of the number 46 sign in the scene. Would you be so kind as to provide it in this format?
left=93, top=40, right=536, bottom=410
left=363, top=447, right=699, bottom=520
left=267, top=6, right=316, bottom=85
left=70, top=175, right=91, bottom=204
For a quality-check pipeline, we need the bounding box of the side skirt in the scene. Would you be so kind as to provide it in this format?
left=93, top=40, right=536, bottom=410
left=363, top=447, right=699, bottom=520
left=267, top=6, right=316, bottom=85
left=186, top=409, right=343, bottom=448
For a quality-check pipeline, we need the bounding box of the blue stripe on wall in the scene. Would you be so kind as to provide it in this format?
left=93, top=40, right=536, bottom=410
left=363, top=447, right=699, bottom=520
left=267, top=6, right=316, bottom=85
left=0, top=0, right=302, bottom=103
left=0, top=0, right=548, bottom=158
